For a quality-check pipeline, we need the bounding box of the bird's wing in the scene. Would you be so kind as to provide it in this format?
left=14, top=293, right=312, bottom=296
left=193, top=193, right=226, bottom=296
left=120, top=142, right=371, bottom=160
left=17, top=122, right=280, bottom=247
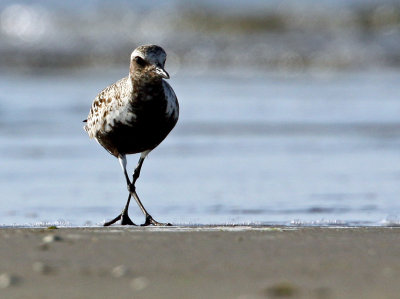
left=84, top=77, right=130, bottom=138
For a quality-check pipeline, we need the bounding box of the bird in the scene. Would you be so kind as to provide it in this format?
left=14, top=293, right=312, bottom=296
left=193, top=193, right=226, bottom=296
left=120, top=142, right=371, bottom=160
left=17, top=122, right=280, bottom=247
left=83, top=45, right=179, bottom=226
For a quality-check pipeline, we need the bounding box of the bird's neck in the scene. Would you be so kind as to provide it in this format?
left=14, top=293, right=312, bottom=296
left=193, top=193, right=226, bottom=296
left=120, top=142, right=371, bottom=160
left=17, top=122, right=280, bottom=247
left=129, top=73, right=164, bottom=100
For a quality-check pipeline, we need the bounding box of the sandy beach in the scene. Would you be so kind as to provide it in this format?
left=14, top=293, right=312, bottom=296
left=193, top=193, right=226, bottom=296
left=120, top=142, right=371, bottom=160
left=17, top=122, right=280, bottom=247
left=0, top=226, right=399, bottom=298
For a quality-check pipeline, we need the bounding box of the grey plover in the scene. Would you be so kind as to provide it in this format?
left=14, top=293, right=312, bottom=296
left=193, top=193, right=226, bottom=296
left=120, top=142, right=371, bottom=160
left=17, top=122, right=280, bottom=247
left=84, top=45, right=179, bottom=226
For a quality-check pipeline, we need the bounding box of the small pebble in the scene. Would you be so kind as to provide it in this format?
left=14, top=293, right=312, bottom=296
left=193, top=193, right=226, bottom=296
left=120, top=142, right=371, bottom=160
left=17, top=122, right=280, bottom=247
left=130, top=276, right=149, bottom=291
left=32, top=262, right=51, bottom=274
left=111, top=265, right=129, bottom=278
left=0, top=273, right=16, bottom=288
left=265, top=282, right=298, bottom=297
left=42, top=234, right=62, bottom=243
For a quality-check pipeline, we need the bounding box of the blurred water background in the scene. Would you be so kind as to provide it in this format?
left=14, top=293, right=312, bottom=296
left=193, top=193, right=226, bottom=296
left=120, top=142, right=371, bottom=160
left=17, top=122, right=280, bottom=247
left=1, top=0, right=400, bottom=226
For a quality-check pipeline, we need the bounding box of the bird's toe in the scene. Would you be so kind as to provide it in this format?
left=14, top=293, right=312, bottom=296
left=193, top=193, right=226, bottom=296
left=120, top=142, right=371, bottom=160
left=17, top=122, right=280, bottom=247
left=141, top=215, right=172, bottom=226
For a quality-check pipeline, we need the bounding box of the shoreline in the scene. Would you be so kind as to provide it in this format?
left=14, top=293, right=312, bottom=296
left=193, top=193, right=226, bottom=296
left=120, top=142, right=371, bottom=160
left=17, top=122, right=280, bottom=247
left=0, top=226, right=399, bottom=298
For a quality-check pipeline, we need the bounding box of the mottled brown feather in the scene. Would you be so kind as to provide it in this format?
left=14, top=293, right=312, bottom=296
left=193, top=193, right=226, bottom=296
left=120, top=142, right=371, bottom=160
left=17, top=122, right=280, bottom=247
left=84, top=45, right=179, bottom=158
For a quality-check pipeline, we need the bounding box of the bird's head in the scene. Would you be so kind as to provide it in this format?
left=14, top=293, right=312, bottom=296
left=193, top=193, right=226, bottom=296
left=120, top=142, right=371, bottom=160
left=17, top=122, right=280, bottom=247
left=129, top=45, right=169, bottom=81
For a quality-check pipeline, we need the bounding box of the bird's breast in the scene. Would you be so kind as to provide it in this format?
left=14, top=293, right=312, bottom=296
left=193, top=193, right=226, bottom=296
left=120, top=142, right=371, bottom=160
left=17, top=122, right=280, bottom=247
left=91, top=78, right=178, bottom=157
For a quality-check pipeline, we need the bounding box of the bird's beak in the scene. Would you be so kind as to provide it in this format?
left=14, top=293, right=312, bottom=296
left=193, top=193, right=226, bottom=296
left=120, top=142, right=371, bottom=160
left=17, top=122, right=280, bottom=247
left=154, top=66, right=170, bottom=79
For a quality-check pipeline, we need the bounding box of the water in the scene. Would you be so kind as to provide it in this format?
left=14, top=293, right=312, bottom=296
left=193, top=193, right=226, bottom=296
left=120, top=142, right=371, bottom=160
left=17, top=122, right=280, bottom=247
left=1, top=68, right=399, bottom=226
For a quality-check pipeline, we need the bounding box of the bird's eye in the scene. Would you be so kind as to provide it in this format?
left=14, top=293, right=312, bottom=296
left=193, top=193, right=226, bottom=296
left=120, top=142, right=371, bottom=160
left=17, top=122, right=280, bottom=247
left=135, top=56, right=146, bottom=67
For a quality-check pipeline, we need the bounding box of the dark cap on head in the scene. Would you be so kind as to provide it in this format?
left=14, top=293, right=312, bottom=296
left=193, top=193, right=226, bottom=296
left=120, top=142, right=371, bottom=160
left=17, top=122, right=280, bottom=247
left=130, top=45, right=169, bottom=79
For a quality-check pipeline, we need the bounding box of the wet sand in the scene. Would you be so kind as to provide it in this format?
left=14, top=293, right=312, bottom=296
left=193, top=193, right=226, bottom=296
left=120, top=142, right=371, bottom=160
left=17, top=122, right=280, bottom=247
left=0, top=226, right=399, bottom=299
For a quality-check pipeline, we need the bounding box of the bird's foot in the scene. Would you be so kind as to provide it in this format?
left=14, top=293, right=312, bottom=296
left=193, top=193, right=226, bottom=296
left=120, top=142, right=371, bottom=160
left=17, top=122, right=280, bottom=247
left=141, top=215, right=172, bottom=226
left=104, top=212, right=136, bottom=226
left=121, top=213, right=136, bottom=225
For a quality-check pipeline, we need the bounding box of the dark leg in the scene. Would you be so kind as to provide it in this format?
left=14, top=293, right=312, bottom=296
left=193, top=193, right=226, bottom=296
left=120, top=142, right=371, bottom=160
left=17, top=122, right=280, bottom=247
left=104, top=193, right=135, bottom=226
left=132, top=157, right=145, bottom=186
left=130, top=155, right=172, bottom=226
left=131, top=190, right=171, bottom=226
left=103, top=155, right=136, bottom=226
left=104, top=153, right=171, bottom=226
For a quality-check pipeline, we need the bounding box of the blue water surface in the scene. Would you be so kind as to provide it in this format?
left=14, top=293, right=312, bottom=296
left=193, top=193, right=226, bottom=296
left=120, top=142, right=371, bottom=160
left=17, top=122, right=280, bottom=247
left=1, top=68, right=400, bottom=226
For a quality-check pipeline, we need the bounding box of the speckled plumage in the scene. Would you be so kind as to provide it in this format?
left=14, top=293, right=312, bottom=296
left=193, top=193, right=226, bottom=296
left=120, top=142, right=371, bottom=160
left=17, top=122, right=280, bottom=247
left=83, top=45, right=179, bottom=226
left=84, top=45, right=179, bottom=157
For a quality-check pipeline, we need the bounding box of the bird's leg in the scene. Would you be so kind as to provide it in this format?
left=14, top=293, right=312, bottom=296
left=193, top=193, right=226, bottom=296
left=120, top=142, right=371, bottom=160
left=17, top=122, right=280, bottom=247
left=131, top=155, right=172, bottom=226
left=132, top=190, right=172, bottom=226
left=104, top=193, right=135, bottom=226
left=132, top=156, right=144, bottom=186
left=104, top=155, right=135, bottom=226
